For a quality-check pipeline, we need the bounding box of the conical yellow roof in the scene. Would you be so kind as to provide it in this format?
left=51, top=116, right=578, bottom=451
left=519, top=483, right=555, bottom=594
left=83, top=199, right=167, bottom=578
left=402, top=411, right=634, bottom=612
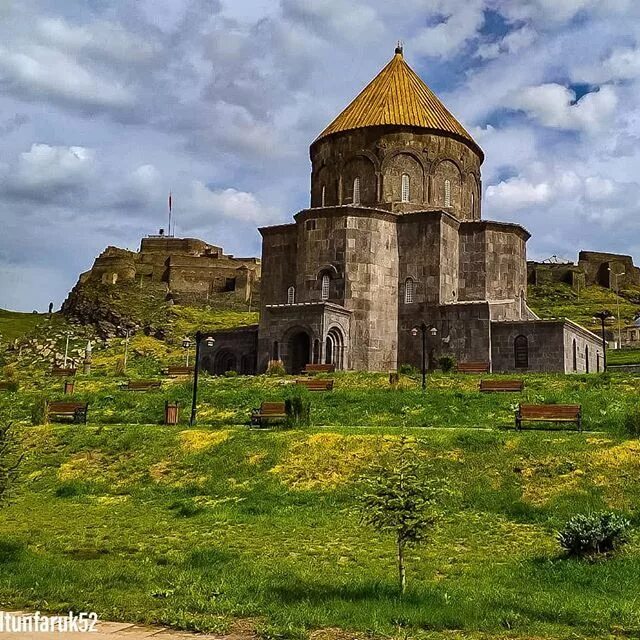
left=315, top=48, right=481, bottom=157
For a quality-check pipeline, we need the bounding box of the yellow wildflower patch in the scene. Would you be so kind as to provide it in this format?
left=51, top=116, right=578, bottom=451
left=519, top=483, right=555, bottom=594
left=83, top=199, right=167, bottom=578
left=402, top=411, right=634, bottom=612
left=270, top=432, right=395, bottom=490
left=179, top=429, right=230, bottom=453
left=59, top=451, right=107, bottom=481
left=592, top=440, right=640, bottom=469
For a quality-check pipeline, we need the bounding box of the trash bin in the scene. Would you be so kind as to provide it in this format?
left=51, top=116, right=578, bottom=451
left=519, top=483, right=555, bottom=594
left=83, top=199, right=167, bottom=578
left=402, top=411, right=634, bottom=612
left=164, top=401, right=179, bottom=425
left=64, top=380, right=75, bottom=395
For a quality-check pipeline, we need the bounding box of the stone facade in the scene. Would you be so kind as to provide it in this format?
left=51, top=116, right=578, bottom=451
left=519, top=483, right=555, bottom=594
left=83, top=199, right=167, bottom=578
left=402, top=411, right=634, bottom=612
left=528, top=250, right=640, bottom=291
left=77, top=236, right=261, bottom=304
left=206, top=48, right=602, bottom=375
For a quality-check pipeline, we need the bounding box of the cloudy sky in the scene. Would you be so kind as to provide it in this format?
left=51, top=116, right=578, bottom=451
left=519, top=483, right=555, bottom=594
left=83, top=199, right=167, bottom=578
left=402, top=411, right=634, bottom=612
left=1, top=0, right=640, bottom=311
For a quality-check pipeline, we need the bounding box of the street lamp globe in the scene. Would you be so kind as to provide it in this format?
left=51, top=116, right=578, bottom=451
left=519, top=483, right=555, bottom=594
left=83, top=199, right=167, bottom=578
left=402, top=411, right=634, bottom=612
left=182, top=337, right=191, bottom=349
left=411, top=327, right=418, bottom=337
left=430, top=327, right=438, bottom=337
left=204, top=336, right=215, bottom=348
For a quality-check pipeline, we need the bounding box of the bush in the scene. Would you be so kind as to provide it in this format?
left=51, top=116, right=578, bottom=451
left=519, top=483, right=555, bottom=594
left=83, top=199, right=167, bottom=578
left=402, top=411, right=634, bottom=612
left=266, top=360, right=286, bottom=377
left=398, top=363, right=418, bottom=376
left=621, top=409, right=640, bottom=437
left=223, top=370, right=239, bottom=377
left=557, top=512, right=630, bottom=557
left=438, top=356, right=456, bottom=373
left=285, top=386, right=311, bottom=427
left=2, top=365, right=16, bottom=380
left=31, top=397, right=48, bottom=426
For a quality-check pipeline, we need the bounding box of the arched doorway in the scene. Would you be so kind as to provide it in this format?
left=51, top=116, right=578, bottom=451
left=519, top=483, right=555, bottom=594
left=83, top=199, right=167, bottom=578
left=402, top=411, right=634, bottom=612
left=214, top=350, right=237, bottom=375
left=287, top=331, right=310, bottom=374
left=325, top=327, right=345, bottom=370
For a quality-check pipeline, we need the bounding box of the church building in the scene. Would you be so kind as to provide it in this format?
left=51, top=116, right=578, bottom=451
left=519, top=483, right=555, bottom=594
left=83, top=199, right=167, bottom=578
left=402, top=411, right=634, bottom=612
left=205, top=46, right=603, bottom=375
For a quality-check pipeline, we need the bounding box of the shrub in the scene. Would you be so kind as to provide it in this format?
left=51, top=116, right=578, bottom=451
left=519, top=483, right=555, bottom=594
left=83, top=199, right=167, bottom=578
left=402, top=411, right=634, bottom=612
left=2, top=365, right=16, bottom=380
left=557, top=512, right=630, bottom=557
left=31, top=397, right=48, bottom=426
left=266, top=360, right=285, bottom=376
left=223, top=370, right=239, bottom=377
left=621, top=409, right=640, bottom=437
left=285, top=386, right=311, bottom=427
left=438, top=356, right=456, bottom=373
left=2, top=380, right=19, bottom=392
left=398, top=363, right=418, bottom=376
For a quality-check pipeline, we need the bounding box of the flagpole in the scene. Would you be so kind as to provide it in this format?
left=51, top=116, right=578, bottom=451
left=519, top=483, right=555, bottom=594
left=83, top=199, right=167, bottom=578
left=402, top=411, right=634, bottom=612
left=168, top=191, right=172, bottom=237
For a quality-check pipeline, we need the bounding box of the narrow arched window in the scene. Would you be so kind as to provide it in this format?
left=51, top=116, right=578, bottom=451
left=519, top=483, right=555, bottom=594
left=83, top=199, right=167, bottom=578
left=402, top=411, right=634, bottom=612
left=471, top=192, right=475, bottom=216
left=401, top=173, right=410, bottom=202
left=353, top=177, right=360, bottom=205
left=585, top=345, right=590, bottom=373
left=514, top=335, right=528, bottom=369
left=321, top=185, right=326, bottom=207
left=444, top=180, right=451, bottom=207
left=321, top=274, right=330, bottom=300
left=272, top=341, right=279, bottom=361
left=287, top=285, right=295, bottom=304
left=404, top=277, right=414, bottom=304
left=572, top=339, right=577, bottom=372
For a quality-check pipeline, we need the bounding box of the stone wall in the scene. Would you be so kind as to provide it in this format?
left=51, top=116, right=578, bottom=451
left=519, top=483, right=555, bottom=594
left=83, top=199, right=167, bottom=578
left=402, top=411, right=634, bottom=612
left=309, top=127, right=482, bottom=220
left=491, top=320, right=603, bottom=373
left=200, top=326, right=259, bottom=375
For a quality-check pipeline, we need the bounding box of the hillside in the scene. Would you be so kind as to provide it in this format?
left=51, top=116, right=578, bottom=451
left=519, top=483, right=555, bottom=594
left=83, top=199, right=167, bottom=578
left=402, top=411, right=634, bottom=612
left=1, top=419, right=638, bottom=639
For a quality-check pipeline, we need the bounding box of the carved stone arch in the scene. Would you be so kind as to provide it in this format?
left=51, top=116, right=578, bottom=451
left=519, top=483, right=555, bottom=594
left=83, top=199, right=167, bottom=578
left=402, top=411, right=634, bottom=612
left=381, top=148, right=427, bottom=173
left=381, top=149, right=426, bottom=204
left=465, top=171, right=481, bottom=220
left=432, top=158, right=463, bottom=215
left=312, top=161, right=335, bottom=207
left=343, top=154, right=377, bottom=205
left=317, top=263, right=340, bottom=278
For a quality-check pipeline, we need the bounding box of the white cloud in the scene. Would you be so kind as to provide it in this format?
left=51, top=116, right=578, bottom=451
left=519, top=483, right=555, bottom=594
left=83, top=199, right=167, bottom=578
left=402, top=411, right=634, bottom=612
left=478, top=27, right=537, bottom=60
left=510, top=83, right=618, bottom=132
left=37, top=17, right=160, bottom=64
left=577, top=46, right=640, bottom=83
left=4, top=143, right=96, bottom=195
left=0, top=45, right=133, bottom=109
left=187, top=181, right=278, bottom=224
left=411, top=0, right=485, bottom=57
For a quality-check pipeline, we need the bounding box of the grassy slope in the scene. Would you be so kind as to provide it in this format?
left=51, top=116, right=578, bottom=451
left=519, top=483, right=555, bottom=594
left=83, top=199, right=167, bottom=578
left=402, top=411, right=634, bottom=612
left=2, top=371, right=640, bottom=432
left=528, top=282, right=639, bottom=334
left=1, top=423, right=639, bottom=639
left=0, top=310, right=50, bottom=342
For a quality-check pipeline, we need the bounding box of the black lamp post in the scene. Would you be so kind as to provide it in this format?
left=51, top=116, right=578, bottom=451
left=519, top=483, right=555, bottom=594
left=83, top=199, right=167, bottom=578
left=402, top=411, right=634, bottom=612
left=189, top=331, right=215, bottom=426
left=593, top=310, right=614, bottom=371
left=411, top=322, right=438, bottom=391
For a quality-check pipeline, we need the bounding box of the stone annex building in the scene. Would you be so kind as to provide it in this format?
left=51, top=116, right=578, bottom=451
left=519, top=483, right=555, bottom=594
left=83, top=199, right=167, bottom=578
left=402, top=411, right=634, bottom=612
left=205, top=47, right=603, bottom=375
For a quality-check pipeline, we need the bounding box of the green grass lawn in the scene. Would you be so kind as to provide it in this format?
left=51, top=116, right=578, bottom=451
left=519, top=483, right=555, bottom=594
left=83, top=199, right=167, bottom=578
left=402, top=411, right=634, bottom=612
left=0, top=423, right=639, bottom=639
left=1, top=368, right=640, bottom=638
left=0, top=309, right=48, bottom=342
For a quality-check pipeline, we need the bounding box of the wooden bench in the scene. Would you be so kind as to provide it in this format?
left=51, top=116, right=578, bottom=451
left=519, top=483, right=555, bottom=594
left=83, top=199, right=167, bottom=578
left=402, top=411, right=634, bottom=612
left=46, top=401, right=89, bottom=424
left=161, top=366, right=193, bottom=377
left=296, top=378, right=334, bottom=391
left=120, top=380, right=162, bottom=391
left=457, top=362, right=490, bottom=374
left=251, top=401, right=287, bottom=426
left=301, top=363, right=335, bottom=375
left=51, top=367, right=77, bottom=377
left=516, top=404, right=582, bottom=432
left=480, top=379, right=524, bottom=393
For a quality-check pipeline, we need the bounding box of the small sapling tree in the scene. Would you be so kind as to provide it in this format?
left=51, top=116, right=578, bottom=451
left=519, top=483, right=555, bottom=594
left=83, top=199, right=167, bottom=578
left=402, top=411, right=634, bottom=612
left=358, top=437, right=443, bottom=594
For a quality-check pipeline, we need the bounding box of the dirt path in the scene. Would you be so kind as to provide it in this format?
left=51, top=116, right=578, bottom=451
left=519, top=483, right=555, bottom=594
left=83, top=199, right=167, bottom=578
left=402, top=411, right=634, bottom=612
left=0, top=611, right=239, bottom=639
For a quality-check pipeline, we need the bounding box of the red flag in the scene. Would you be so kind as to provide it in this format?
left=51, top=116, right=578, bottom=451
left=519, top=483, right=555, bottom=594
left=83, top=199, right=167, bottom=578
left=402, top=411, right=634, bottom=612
left=168, top=192, right=172, bottom=212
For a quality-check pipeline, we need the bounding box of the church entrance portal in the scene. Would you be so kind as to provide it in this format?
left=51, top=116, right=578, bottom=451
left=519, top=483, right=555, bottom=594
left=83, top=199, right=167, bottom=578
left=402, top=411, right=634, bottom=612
left=288, top=331, right=310, bottom=374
